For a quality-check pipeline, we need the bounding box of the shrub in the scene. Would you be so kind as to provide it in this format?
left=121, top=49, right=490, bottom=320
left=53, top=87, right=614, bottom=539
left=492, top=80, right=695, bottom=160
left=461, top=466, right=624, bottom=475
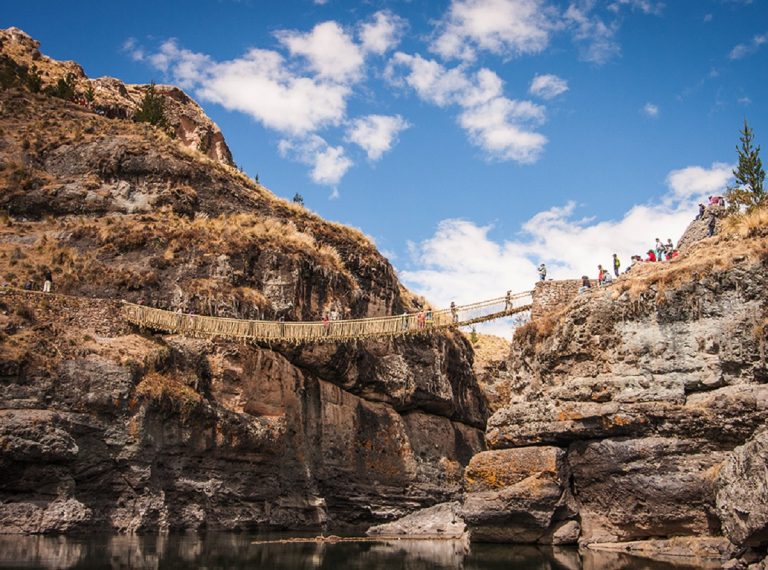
left=43, top=73, right=76, bottom=101
left=134, top=82, right=168, bottom=130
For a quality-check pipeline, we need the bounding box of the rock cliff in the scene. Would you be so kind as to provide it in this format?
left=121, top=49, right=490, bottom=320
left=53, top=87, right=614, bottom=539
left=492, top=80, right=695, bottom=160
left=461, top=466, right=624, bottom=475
left=460, top=224, right=768, bottom=565
left=0, top=29, right=487, bottom=533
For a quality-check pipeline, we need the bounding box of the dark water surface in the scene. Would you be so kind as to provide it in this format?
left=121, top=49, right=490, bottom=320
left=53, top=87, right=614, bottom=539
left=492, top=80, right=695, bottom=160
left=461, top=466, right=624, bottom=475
left=0, top=533, right=717, bottom=569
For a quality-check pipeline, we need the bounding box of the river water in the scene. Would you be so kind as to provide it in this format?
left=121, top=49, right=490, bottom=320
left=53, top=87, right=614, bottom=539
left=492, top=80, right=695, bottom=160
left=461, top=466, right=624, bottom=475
left=0, top=533, right=719, bottom=569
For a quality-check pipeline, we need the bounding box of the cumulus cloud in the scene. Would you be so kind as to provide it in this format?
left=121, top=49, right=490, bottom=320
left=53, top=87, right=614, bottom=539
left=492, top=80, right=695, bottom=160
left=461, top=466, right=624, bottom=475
left=346, top=115, right=410, bottom=160
left=134, top=17, right=409, bottom=188
left=665, top=162, right=734, bottom=202
left=387, top=52, right=547, bottom=163
left=529, top=73, right=569, bottom=99
left=458, top=98, right=547, bottom=163
left=729, top=32, right=767, bottom=60
left=430, top=0, right=556, bottom=61
left=276, top=21, right=364, bottom=82
left=642, top=102, right=659, bottom=117
left=359, top=11, right=406, bottom=55
left=401, top=161, right=734, bottom=336
left=279, top=135, right=353, bottom=187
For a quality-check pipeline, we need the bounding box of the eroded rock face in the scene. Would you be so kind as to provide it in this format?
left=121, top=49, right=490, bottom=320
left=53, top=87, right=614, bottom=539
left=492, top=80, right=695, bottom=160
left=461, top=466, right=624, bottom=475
left=474, top=258, right=768, bottom=546
left=0, top=330, right=486, bottom=533
left=460, top=447, right=577, bottom=543
left=715, top=429, right=768, bottom=548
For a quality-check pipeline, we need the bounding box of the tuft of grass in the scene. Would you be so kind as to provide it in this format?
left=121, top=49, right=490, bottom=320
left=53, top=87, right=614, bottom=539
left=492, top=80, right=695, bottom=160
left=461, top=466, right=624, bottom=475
left=135, top=371, right=203, bottom=413
left=723, top=206, right=768, bottom=239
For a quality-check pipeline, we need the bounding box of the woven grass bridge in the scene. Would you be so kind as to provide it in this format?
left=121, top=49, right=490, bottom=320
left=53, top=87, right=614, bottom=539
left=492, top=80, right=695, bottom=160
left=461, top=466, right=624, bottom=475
left=122, top=291, right=533, bottom=344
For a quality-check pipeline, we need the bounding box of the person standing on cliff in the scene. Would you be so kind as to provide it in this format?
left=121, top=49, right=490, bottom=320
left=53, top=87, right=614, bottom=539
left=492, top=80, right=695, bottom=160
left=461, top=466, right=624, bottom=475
left=708, top=213, right=717, bottom=237
left=612, top=254, right=621, bottom=277
left=450, top=301, right=459, bottom=323
left=696, top=203, right=706, bottom=220
left=538, top=263, right=547, bottom=281
left=42, top=268, right=52, bottom=293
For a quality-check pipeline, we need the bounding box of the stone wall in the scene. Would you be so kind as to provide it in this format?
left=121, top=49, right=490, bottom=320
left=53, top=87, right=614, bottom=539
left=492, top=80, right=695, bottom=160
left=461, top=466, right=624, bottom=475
left=531, top=280, right=589, bottom=321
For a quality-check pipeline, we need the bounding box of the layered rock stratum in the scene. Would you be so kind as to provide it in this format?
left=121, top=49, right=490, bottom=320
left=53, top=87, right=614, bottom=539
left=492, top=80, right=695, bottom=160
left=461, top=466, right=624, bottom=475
left=457, top=222, right=768, bottom=566
left=0, top=28, right=487, bottom=533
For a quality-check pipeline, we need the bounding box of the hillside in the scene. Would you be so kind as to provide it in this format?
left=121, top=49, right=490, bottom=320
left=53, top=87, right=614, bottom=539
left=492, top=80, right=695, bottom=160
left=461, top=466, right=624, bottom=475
left=0, top=28, right=488, bottom=533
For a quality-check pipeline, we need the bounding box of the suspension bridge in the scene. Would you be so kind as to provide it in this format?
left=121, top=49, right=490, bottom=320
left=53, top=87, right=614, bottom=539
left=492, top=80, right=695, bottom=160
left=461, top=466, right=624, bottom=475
left=121, top=290, right=533, bottom=344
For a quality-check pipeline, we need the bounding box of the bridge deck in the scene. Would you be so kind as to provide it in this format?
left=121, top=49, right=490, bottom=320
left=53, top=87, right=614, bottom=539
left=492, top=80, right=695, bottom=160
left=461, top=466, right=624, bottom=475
left=121, top=292, right=532, bottom=344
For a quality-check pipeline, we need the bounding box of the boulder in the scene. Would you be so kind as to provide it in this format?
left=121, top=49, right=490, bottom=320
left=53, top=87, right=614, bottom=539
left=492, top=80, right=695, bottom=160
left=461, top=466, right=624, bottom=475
left=366, top=501, right=466, bottom=537
left=569, top=437, right=724, bottom=543
left=715, top=428, right=768, bottom=548
left=460, top=447, right=577, bottom=543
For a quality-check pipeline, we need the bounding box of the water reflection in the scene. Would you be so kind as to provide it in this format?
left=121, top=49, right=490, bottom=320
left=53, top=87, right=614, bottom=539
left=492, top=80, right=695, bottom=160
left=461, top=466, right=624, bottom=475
left=0, top=534, right=721, bottom=569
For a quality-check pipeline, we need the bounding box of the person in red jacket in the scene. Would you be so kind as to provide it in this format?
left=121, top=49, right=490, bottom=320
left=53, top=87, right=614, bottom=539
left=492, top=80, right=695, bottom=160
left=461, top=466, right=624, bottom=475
left=646, top=249, right=657, bottom=262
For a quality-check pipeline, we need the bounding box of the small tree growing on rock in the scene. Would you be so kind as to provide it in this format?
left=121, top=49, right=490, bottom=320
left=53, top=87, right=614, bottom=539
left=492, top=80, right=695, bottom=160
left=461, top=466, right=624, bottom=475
left=726, top=120, right=765, bottom=212
left=134, top=82, right=168, bottom=130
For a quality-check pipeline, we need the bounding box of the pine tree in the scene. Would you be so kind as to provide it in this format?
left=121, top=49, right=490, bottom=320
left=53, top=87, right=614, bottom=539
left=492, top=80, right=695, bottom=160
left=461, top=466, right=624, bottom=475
left=726, top=120, right=766, bottom=212
left=134, top=82, right=168, bottom=129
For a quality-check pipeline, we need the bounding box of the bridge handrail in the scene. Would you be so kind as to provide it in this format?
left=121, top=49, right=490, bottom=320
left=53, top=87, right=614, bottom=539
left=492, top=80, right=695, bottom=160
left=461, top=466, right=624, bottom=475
left=121, top=291, right=533, bottom=343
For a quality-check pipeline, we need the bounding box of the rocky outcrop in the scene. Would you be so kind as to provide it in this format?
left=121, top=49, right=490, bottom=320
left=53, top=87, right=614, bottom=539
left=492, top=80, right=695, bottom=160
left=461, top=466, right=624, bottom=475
left=0, top=27, right=233, bottom=165
left=716, top=429, right=768, bottom=548
left=461, top=447, right=578, bottom=543
left=466, top=238, right=767, bottom=558
left=677, top=203, right=727, bottom=253
left=366, top=501, right=466, bottom=537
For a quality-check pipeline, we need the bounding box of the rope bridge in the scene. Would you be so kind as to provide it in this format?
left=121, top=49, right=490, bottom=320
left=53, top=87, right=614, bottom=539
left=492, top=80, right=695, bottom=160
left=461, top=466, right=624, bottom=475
left=121, top=291, right=533, bottom=344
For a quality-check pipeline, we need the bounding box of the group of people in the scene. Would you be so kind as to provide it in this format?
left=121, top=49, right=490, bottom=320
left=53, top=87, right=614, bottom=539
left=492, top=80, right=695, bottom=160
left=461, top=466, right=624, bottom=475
left=697, top=196, right=725, bottom=237
left=573, top=236, right=682, bottom=293
left=321, top=307, right=343, bottom=333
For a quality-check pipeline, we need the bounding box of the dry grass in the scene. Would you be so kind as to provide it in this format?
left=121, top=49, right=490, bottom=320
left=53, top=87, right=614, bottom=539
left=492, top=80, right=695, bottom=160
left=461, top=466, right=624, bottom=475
left=135, top=370, right=203, bottom=412
left=722, top=206, right=768, bottom=239
left=611, top=227, right=768, bottom=303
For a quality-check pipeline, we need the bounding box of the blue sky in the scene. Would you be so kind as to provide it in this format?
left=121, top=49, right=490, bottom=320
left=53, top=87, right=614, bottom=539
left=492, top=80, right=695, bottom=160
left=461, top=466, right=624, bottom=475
left=4, top=0, right=767, bottom=333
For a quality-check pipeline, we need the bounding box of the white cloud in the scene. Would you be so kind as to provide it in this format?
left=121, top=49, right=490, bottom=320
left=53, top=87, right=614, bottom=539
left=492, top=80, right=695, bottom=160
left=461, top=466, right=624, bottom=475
left=401, top=162, right=734, bottom=336
left=387, top=52, right=547, bottom=163
left=642, top=102, right=659, bottom=117
left=665, top=162, right=734, bottom=202
left=729, top=32, right=767, bottom=60
left=279, top=135, right=353, bottom=187
left=359, top=11, right=406, bottom=55
left=458, top=98, right=547, bottom=163
left=564, top=2, right=621, bottom=64
left=346, top=115, right=410, bottom=160
left=430, top=0, right=556, bottom=61
left=276, top=21, right=364, bottom=82
left=137, top=23, right=391, bottom=186
left=529, top=73, right=569, bottom=99
left=738, top=96, right=752, bottom=105
left=608, top=0, right=665, bottom=15
left=122, top=38, right=145, bottom=62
